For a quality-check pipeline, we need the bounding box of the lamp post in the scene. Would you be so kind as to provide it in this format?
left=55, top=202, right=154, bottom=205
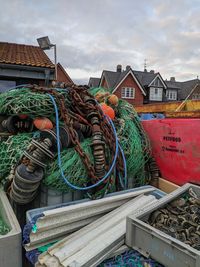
left=37, top=36, right=57, bottom=81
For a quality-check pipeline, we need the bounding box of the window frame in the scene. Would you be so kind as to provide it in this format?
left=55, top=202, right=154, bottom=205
left=149, top=87, right=163, bottom=101
left=121, top=87, right=135, bottom=99
left=166, top=89, right=177, bottom=100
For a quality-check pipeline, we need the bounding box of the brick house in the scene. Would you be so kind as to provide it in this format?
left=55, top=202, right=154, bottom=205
left=88, top=65, right=169, bottom=105
left=91, top=65, right=146, bottom=106
left=0, top=42, right=73, bottom=92
left=56, top=62, right=73, bottom=84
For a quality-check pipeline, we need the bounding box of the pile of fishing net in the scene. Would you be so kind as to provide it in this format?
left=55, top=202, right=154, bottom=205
left=0, top=86, right=151, bottom=193
left=99, top=249, right=164, bottom=267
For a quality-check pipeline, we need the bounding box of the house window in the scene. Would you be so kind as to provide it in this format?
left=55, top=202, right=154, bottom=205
left=0, top=80, right=16, bottom=93
left=166, top=90, right=177, bottom=100
left=149, top=87, right=163, bottom=101
left=192, top=93, right=200, bottom=100
left=121, top=87, right=135, bottom=99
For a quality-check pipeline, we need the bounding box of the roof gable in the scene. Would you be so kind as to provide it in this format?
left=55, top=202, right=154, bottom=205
left=0, top=42, right=54, bottom=68
left=88, top=77, right=100, bottom=88
left=112, top=69, right=146, bottom=95
left=99, top=70, right=121, bottom=89
left=57, top=63, right=73, bottom=83
left=149, top=73, right=167, bottom=89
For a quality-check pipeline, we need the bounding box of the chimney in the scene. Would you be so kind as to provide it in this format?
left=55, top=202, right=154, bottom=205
left=150, top=70, right=155, bottom=74
left=170, top=77, right=176, bottom=82
left=126, top=65, right=131, bottom=71
left=116, top=64, right=122, bottom=73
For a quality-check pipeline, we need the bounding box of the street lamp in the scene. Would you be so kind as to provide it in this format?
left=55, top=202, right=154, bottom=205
left=37, top=36, right=57, bottom=81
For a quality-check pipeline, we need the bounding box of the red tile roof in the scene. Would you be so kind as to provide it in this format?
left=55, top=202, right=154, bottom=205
left=0, top=42, right=54, bottom=68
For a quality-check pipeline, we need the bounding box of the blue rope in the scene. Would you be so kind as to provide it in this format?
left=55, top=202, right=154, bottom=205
left=47, top=93, right=122, bottom=191
left=8, top=84, right=30, bottom=91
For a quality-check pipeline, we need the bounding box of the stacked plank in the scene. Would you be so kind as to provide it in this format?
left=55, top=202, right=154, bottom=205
left=25, top=187, right=155, bottom=251
left=35, top=194, right=157, bottom=267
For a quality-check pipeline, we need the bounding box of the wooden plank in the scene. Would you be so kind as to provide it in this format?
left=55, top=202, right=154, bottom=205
left=165, top=110, right=200, bottom=118
left=135, top=100, right=200, bottom=113
left=158, top=178, right=179, bottom=193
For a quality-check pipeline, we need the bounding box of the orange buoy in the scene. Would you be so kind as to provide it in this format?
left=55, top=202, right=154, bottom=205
left=100, top=103, right=115, bottom=120
left=95, top=92, right=110, bottom=103
left=107, top=94, right=119, bottom=106
left=33, top=117, right=53, bottom=130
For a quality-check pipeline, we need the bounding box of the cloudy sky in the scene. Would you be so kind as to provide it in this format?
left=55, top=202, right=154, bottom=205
left=0, top=0, right=200, bottom=84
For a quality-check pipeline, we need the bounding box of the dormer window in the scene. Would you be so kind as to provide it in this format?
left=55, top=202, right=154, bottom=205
left=149, top=87, right=163, bottom=101
left=121, top=87, right=135, bottom=99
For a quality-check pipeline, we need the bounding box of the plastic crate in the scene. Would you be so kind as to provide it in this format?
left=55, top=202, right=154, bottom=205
left=0, top=190, right=22, bottom=267
left=39, top=184, right=84, bottom=207
left=26, top=186, right=165, bottom=223
left=126, top=183, right=200, bottom=267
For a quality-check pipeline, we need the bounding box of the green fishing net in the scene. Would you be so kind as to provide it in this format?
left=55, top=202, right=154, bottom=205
left=43, top=138, right=94, bottom=191
left=0, top=87, right=151, bottom=193
left=0, top=88, right=70, bottom=118
left=0, top=214, right=10, bottom=235
left=116, top=100, right=151, bottom=187
left=98, top=249, right=164, bottom=267
left=0, top=133, right=33, bottom=180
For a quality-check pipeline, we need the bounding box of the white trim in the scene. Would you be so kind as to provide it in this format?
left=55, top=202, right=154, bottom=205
left=149, top=73, right=167, bottom=89
left=121, top=87, right=135, bottom=99
left=112, top=70, right=146, bottom=96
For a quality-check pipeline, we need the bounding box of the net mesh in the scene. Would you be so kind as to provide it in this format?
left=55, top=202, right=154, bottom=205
left=115, top=100, right=150, bottom=187
left=0, top=133, right=33, bottom=180
left=0, top=87, right=151, bottom=192
left=0, top=88, right=70, bottom=118
left=43, top=138, right=93, bottom=191
left=99, top=249, right=164, bottom=267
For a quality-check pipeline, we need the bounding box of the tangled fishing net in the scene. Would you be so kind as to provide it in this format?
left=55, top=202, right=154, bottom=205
left=99, top=250, right=164, bottom=267
left=0, top=86, right=151, bottom=193
left=0, top=87, right=70, bottom=118
left=44, top=138, right=94, bottom=191
left=0, top=133, right=32, bottom=180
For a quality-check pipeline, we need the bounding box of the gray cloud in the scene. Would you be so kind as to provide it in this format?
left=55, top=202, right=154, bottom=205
left=0, top=0, right=200, bottom=83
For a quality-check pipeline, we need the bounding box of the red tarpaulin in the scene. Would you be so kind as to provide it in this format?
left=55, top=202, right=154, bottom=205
left=142, top=118, right=200, bottom=185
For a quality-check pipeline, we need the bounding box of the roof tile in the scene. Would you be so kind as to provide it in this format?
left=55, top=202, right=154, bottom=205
left=0, top=42, right=54, bottom=68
